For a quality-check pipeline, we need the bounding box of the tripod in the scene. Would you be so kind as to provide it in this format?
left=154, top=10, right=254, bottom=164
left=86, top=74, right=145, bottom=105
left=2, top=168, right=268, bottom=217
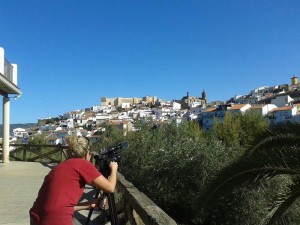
left=85, top=142, right=128, bottom=225
left=84, top=187, right=119, bottom=225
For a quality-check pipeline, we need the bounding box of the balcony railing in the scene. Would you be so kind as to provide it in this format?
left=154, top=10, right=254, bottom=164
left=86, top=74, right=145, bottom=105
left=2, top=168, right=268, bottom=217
left=4, top=58, right=13, bottom=82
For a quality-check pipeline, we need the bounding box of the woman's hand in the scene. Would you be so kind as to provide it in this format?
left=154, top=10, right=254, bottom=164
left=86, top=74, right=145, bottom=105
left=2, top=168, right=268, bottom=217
left=109, top=161, right=118, bottom=172
left=74, top=196, right=107, bottom=211
left=91, top=162, right=118, bottom=193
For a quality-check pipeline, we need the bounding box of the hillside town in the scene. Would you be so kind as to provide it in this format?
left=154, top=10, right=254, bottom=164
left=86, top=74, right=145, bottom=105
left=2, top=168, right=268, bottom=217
left=11, top=76, right=300, bottom=145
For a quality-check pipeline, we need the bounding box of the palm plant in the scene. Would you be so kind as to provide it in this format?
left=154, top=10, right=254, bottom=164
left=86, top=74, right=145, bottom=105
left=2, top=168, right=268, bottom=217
left=199, top=121, right=300, bottom=225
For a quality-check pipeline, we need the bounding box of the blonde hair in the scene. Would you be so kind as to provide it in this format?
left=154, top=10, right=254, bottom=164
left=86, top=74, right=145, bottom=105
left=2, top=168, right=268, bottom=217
left=65, top=135, right=90, bottom=158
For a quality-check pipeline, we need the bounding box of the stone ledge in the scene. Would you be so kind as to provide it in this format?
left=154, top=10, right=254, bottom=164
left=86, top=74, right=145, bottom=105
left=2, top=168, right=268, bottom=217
left=117, top=173, right=177, bottom=225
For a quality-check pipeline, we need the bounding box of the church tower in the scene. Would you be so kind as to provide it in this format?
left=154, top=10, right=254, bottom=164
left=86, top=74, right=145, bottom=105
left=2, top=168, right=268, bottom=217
left=202, top=90, right=207, bottom=104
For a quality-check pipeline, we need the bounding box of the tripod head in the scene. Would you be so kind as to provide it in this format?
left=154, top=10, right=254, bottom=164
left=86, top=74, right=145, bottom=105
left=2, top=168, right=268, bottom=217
left=92, top=142, right=128, bottom=177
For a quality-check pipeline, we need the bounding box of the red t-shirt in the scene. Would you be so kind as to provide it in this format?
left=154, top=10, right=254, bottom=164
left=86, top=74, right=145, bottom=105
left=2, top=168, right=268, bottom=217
left=30, top=158, right=101, bottom=225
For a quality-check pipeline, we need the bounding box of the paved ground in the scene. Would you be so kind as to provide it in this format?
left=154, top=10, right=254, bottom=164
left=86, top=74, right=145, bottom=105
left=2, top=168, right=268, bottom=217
left=0, top=161, right=106, bottom=225
left=0, top=161, right=52, bottom=225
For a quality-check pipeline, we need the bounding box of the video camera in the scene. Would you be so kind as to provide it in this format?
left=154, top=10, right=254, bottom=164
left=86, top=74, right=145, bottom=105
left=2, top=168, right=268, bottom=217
left=92, top=142, right=128, bottom=177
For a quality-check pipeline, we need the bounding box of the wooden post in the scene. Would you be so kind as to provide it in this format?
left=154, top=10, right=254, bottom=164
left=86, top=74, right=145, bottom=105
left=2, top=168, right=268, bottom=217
left=23, top=145, right=27, bottom=161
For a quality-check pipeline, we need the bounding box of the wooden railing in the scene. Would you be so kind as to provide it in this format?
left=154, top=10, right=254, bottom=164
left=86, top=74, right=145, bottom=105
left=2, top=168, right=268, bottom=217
left=0, top=144, right=69, bottom=162
left=115, top=173, right=177, bottom=225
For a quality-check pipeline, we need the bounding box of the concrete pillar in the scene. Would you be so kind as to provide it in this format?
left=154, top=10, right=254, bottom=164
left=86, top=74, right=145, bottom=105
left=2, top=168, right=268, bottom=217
left=2, top=96, right=10, bottom=163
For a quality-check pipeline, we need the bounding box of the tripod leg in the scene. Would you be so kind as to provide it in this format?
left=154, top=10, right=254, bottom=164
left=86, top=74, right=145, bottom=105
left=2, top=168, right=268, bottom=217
left=107, top=192, right=119, bottom=225
left=85, top=189, right=100, bottom=225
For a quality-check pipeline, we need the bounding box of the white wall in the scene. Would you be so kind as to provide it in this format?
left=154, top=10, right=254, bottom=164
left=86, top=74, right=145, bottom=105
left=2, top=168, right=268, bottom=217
left=271, top=95, right=293, bottom=107
left=0, top=47, right=4, bottom=75
left=172, top=102, right=181, bottom=110
left=262, top=104, right=277, bottom=115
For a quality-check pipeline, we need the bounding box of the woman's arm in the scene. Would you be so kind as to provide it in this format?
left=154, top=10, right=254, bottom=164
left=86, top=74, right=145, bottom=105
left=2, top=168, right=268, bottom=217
left=91, top=162, right=118, bottom=193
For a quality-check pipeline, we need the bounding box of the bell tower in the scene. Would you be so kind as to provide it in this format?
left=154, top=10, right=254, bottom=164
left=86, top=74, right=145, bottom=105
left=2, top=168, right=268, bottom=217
left=202, top=90, right=207, bottom=103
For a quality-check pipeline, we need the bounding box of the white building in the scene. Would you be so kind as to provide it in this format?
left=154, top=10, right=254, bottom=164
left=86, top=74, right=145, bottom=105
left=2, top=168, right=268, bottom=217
left=251, top=86, right=269, bottom=94
left=121, top=102, right=131, bottom=109
left=189, top=106, right=205, bottom=115
left=153, top=108, right=171, bottom=116
left=39, top=124, right=56, bottom=132
left=138, top=109, right=153, bottom=118
left=13, top=128, right=28, bottom=138
left=200, top=107, right=218, bottom=131
left=96, top=113, right=112, bottom=125
left=227, top=103, right=251, bottom=114
left=271, top=95, right=293, bottom=107
left=91, top=105, right=102, bottom=112
left=172, top=101, right=181, bottom=110
left=269, top=105, right=298, bottom=124
left=77, top=112, right=95, bottom=127
left=117, top=112, right=130, bottom=120
left=249, top=104, right=278, bottom=116
left=102, top=106, right=114, bottom=114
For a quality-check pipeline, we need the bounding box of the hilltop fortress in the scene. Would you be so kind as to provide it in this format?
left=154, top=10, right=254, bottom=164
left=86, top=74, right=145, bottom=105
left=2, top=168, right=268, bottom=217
left=101, top=96, right=158, bottom=108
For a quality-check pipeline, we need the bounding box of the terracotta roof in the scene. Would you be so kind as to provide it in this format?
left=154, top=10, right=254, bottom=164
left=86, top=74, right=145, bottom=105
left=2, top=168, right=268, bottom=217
left=250, top=105, right=263, bottom=109
left=82, top=112, right=95, bottom=120
left=264, top=93, right=273, bottom=97
left=106, top=120, right=123, bottom=125
left=56, top=130, right=69, bottom=133
left=45, top=133, right=58, bottom=140
left=203, top=107, right=217, bottom=112
left=271, top=106, right=293, bottom=112
left=88, top=135, right=101, bottom=138
left=228, top=104, right=248, bottom=110
left=154, top=121, right=169, bottom=125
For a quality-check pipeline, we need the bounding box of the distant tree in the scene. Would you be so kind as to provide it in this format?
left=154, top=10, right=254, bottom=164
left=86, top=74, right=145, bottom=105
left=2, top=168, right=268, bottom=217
left=212, top=111, right=268, bottom=154
left=116, top=106, right=122, bottom=112
left=28, top=133, right=48, bottom=145
left=83, top=123, right=92, bottom=131
left=91, top=125, right=125, bottom=153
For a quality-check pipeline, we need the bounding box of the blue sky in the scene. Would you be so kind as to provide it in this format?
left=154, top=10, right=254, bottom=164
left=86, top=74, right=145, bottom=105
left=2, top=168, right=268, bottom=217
left=1, top=0, right=300, bottom=123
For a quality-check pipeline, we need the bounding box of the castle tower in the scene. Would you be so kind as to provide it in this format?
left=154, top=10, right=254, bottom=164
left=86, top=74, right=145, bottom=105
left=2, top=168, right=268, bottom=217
left=291, top=76, right=298, bottom=85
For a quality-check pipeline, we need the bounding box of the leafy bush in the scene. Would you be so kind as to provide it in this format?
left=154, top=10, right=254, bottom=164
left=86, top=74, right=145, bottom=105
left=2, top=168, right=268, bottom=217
left=119, top=122, right=239, bottom=223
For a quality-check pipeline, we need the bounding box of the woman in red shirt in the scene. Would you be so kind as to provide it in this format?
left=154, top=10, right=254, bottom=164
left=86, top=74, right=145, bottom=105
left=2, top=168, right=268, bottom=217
left=29, top=136, right=118, bottom=225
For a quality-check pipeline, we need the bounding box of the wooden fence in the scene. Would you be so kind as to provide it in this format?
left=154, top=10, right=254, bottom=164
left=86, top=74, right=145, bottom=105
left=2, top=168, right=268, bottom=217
left=0, top=144, right=69, bottom=163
